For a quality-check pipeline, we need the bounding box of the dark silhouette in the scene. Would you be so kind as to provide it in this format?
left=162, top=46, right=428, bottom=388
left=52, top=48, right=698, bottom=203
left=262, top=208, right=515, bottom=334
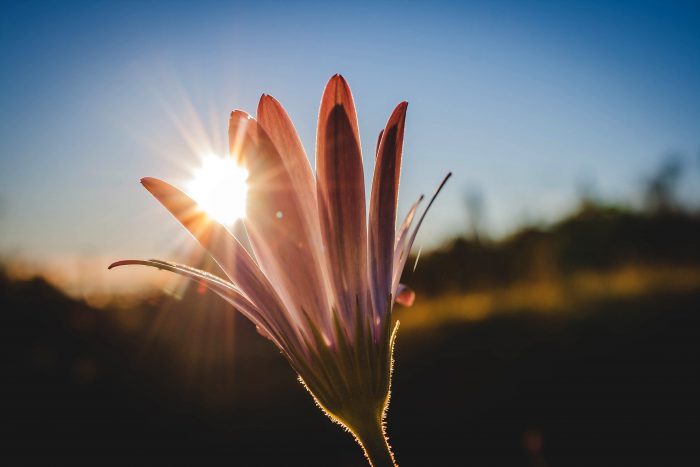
left=644, top=155, right=685, bottom=213
left=403, top=200, right=700, bottom=297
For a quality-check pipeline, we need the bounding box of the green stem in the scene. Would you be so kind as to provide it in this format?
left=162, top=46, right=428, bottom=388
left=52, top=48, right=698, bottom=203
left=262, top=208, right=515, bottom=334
left=354, top=417, right=396, bottom=467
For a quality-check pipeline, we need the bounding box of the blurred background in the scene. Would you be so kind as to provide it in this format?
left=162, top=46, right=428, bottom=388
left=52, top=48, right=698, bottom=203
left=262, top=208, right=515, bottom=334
left=1, top=0, right=699, bottom=465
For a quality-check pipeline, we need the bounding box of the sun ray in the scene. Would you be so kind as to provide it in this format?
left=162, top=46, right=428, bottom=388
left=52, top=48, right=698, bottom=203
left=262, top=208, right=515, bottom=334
left=186, top=154, right=249, bottom=225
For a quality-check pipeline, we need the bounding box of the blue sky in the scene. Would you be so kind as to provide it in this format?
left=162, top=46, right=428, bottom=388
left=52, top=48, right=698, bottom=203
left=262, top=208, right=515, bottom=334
left=1, top=0, right=699, bottom=278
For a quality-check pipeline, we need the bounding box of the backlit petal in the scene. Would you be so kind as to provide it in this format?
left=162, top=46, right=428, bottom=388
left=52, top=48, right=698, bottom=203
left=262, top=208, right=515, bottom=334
left=257, top=94, right=333, bottom=313
left=229, top=111, right=330, bottom=338
left=316, top=74, right=368, bottom=325
left=392, top=194, right=423, bottom=293
left=392, top=173, right=452, bottom=297
left=257, top=94, right=318, bottom=229
left=369, top=102, right=408, bottom=325
left=139, top=177, right=302, bottom=348
left=395, top=284, right=415, bottom=307
left=108, top=259, right=291, bottom=352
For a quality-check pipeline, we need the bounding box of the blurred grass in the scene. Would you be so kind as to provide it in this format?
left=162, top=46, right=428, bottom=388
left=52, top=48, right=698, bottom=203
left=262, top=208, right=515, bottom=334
left=2, top=268, right=698, bottom=466
left=399, top=264, right=700, bottom=330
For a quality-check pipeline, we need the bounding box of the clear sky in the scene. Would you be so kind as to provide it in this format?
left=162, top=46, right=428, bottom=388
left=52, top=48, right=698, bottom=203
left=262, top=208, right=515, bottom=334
left=1, top=0, right=699, bottom=294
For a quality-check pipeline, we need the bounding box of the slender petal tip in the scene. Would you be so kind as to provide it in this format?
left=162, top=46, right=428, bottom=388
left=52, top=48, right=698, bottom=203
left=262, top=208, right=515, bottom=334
left=258, top=93, right=281, bottom=111
left=325, top=74, right=351, bottom=100
left=108, top=259, right=176, bottom=272
left=139, top=177, right=173, bottom=199
left=257, top=93, right=283, bottom=117
left=230, top=109, right=253, bottom=120
left=140, top=177, right=156, bottom=188
left=108, top=260, right=134, bottom=270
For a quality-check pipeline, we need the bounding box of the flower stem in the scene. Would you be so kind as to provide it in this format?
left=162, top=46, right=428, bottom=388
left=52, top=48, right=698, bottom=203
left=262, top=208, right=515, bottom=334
left=355, top=417, right=396, bottom=467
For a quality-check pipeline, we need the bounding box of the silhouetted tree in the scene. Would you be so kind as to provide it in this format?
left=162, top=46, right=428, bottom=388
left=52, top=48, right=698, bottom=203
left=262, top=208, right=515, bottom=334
left=463, top=188, right=485, bottom=244
left=644, top=155, right=684, bottom=212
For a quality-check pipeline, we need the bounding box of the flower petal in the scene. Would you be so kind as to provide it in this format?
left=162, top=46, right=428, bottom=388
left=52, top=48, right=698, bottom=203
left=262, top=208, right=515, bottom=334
left=229, top=111, right=331, bottom=337
left=375, top=129, right=384, bottom=158
left=138, top=177, right=302, bottom=348
left=257, top=94, right=333, bottom=313
left=392, top=194, right=423, bottom=293
left=257, top=94, right=318, bottom=230
left=257, top=95, right=315, bottom=199
left=369, top=102, right=408, bottom=323
left=316, top=74, right=368, bottom=324
left=395, top=284, right=415, bottom=307
left=392, top=173, right=452, bottom=297
left=108, top=259, right=291, bottom=351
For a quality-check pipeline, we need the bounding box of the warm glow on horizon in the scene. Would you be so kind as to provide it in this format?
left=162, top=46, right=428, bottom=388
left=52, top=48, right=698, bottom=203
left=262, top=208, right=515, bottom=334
left=186, top=154, right=248, bottom=225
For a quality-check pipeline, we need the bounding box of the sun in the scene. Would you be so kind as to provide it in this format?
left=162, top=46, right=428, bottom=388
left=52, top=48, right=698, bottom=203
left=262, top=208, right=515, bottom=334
left=186, top=154, right=249, bottom=225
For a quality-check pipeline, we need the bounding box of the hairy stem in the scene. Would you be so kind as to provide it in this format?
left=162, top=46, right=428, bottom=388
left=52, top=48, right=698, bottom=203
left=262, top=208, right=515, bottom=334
left=354, top=416, right=396, bottom=467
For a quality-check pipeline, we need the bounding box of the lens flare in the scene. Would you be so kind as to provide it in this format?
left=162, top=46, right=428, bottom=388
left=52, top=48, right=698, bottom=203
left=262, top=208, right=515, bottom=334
left=187, top=154, right=248, bottom=225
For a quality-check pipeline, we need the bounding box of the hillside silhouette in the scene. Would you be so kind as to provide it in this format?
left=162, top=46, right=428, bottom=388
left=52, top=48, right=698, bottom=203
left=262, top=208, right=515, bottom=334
left=404, top=202, right=700, bottom=296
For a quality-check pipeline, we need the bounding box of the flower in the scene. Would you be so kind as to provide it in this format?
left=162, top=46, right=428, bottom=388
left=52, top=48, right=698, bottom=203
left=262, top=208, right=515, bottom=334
left=110, top=75, right=449, bottom=466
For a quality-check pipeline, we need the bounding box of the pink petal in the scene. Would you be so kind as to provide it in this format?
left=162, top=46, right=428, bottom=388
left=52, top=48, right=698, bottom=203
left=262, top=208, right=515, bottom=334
left=392, top=194, right=424, bottom=293
left=369, top=102, right=408, bottom=323
left=315, top=74, right=368, bottom=324
left=138, top=177, right=301, bottom=347
left=395, top=284, right=415, bottom=307
left=108, top=259, right=293, bottom=352
left=392, top=173, right=452, bottom=297
left=229, top=111, right=331, bottom=336
left=257, top=94, right=318, bottom=228
left=375, top=129, right=384, bottom=158
left=256, top=94, right=332, bottom=304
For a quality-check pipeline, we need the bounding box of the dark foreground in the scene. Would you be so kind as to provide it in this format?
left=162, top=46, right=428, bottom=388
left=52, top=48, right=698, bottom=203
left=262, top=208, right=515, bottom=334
left=2, top=276, right=698, bottom=466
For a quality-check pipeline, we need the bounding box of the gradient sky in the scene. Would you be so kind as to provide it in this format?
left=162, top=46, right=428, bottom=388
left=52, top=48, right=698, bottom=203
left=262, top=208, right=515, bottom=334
left=1, top=0, right=699, bottom=291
